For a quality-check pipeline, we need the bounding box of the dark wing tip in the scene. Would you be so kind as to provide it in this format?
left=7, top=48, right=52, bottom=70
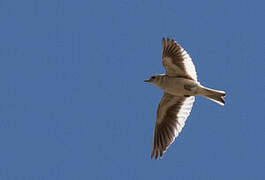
left=162, top=37, right=182, bottom=58
left=151, top=151, right=154, bottom=159
left=151, top=127, right=164, bottom=160
left=150, top=150, right=163, bottom=160
left=151, top=124, right=173, bottom=160
left=162, top=37, right=176, bottom=43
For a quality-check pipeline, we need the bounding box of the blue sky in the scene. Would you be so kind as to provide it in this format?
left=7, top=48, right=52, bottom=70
left=0, top=0, right=264, bottom=179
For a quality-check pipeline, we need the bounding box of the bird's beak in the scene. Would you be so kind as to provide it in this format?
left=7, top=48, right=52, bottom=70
left=144, top=79, right=150, bottom=83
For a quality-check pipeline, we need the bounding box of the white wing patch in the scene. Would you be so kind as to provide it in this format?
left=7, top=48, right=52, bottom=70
left=175, top=96, right=195, bottom=135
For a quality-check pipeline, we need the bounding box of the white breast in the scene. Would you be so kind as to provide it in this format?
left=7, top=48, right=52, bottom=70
left=156, top=77, right=198, bottom=96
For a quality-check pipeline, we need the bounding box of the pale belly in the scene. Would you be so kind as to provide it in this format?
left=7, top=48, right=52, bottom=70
left=158, top=78, right=199, bottom=96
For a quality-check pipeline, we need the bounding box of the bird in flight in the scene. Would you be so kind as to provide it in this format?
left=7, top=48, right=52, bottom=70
left=144, top=37, right=226, bottom=159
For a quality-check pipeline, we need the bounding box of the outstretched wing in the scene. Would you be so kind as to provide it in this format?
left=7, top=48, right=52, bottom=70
left=162, top=37, right=197, bottom=81
left=151, top=93, right=195, bottom=159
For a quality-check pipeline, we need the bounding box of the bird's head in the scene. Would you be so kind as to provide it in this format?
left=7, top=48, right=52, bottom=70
left=144, top=74, right=162, bottom=85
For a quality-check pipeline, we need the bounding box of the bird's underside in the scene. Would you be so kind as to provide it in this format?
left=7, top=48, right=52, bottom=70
left=148, top=38, right=225, bottom=159
left=155, top=76, right=200, bottom=97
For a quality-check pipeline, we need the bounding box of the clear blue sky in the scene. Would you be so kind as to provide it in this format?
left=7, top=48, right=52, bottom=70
left=0, top=0, right=264, bottom=179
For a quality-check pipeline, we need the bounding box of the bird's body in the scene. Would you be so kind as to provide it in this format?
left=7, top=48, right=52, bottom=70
left=145, top=38, right=226, bottom=159
left=149, top=75, right=200, bottom=96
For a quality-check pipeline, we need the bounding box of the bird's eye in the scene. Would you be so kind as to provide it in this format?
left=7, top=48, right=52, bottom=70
left=151, top=76, right=155, bottom=79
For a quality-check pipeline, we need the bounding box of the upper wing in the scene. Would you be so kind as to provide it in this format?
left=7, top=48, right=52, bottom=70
left=151, top=93, right=195, bottom=159
left=162, top=37, right=197, bottom=81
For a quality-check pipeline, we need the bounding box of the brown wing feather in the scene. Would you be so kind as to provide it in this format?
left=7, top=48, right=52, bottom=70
left=162, top=37, right=197, bottom=81
left=151, top=93, right=195, bottom=159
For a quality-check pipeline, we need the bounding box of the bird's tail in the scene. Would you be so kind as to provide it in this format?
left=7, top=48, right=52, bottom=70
left=198, top=86, right=226, bottom=106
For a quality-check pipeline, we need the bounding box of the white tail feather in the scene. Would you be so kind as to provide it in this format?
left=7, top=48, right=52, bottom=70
left=199, top=86, right=226, bottom=106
